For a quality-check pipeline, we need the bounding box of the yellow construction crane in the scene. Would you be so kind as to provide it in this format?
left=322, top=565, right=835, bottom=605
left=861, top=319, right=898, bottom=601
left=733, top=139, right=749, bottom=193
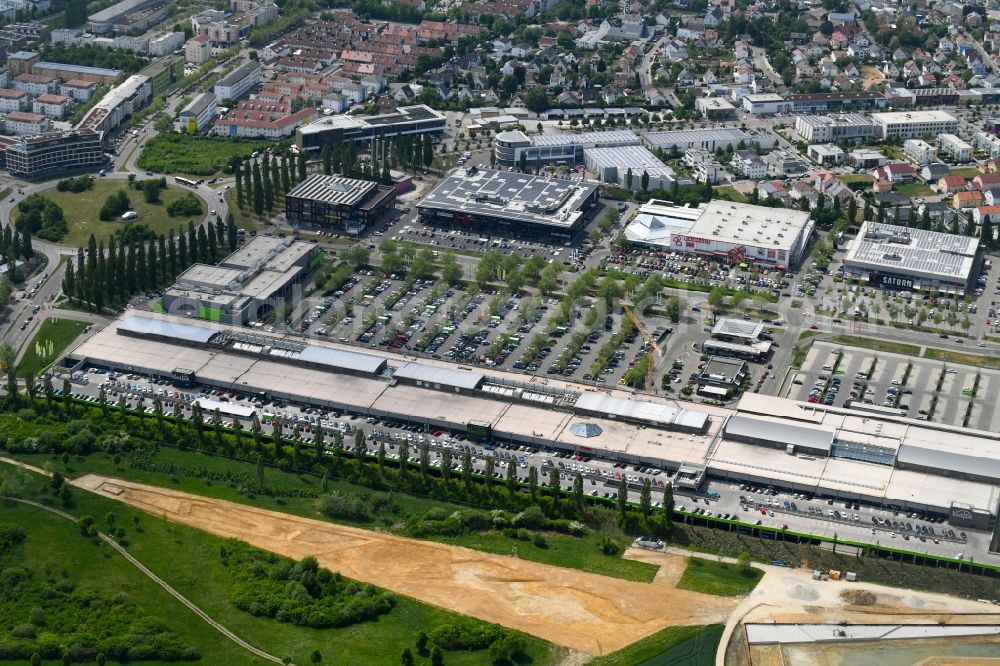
left=622, top=303, right=662, bottom=392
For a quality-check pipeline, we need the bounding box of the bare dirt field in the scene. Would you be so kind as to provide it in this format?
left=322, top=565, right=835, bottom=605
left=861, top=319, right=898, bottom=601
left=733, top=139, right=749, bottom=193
left=73, top=474, right=739, bottom=656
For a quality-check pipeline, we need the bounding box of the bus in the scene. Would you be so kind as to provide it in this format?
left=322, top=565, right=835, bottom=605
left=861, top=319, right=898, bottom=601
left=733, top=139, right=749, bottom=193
left=175, top=177, right=199, bottom=187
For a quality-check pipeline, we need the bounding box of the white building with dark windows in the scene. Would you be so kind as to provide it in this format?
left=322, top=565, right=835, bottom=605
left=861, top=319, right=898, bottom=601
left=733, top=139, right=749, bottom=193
left=213, top=60, right=260, bottom=101
left=1, top=128, right=104, bottom=178
left=795, top=113, right=876, bottom=143
left=3, top=110, right=50, bottom=135
left=494, top=129, right=639, bottom=167
left=174, top=91, right=216, bottom=134
left=871, top=110, right=958, bottom=140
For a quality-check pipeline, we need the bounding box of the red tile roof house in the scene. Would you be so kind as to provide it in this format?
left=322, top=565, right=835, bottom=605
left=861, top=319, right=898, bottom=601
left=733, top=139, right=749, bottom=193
left=972, top=173, right=1000, bottom=191
left=937, top=174, right=966, bottom=194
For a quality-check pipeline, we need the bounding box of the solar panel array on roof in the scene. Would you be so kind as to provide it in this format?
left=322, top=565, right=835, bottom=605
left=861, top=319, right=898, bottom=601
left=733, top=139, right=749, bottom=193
left=363, top=104, right=440, bottom=126
left=117, top=314, right=217, bottom=344
left=846, top=222, right=979, bottom=280
left=418, top=169, right=597, bottom=228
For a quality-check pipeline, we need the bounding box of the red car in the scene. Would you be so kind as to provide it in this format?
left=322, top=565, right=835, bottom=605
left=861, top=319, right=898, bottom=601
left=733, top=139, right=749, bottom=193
left=809, top=324, right=819, bottom=330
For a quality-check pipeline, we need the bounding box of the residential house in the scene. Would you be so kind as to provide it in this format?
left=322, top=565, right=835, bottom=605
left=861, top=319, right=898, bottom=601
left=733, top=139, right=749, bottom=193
left=937, top=173, right=966, bottom=194
left=954, top=190, right=983, bottom=209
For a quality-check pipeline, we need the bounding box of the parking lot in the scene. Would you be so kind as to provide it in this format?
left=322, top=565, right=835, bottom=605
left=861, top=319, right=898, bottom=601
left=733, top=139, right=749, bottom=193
left=790, top=341, right=1000, bottom=431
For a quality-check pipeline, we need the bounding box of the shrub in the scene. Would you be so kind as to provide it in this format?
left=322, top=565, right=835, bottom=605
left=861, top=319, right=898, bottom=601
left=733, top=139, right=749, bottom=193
left=317, top=492, right=369, bottom=521
left=532, top=534, right=547, bottom=549
left=167, top=192, right=203, bottom=217
left=15, top=195, right=66, bottom=241
left=55, top=176, right=93, bottom=193
left=98, top=190, right=131, bottom=221
left=428, top=622, right=507, bottom=651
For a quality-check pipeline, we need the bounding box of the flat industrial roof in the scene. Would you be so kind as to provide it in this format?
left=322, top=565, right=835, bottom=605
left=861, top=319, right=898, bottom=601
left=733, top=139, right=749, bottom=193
left=216, top=61, right=259, bottom=88
left=844, top=222, right=979, bottom=282
left=117, top=313, right=217, bottom=343
left=724, top=414, right=836, bottom=452
left=574, top=392, right=709, bottom=431
left=298, top=104, right=445, bottom=135
left=417, top=168, right=597, bottom=229
left=529, top=129, right=639, bottom=148
left=871, top=110, right=958, bottom=124
left=642, top=127, right=753, bottom=149
left=626, top=199, right=811, bottom=255
left=393, top=361, right=485, bottom=390
left=711, top=318, right=764, bottom=340
left=584, top=145, right=676, bottom=176
left=295, top=344, right=386, bottom=374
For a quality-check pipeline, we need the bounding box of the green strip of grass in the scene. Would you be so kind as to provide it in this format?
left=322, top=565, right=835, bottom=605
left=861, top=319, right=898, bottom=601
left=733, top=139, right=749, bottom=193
left=923, top=348, right=1000, bottom=369
left=829, top=335, right=920, bottom=356
left=587, top=624, right=723, bottom=666
left=15, top=318, right=88, bottom=378
left=675, top=557, right=763, bottom=596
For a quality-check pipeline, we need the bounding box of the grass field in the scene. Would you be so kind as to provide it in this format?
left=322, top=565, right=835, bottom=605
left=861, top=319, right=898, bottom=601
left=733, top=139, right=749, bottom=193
left=586, top=625, right=723, bottom=666
left=714, top=186, right=748, bottom=203
left=675, top=557, right=763, bottom=596
left=15, top=318, right=87, bottom=378
left=837, top=174, right=874, bottom=186
left=895, top=182, right=935, bottom=198
left=436, top=531, right=659, bottom=582
left=829, top=334, right=921, bottom=356
left=7, top=443, right=658, bottom=583
left=0, top=498, right=248, bottom=666
left=137, top=134, right=267, bottom=177
left=923, top=347, right=1000, bottom=369
left=1, top=466, right=556, bottom=666
left=951, top=167, right=979, bottom=179
left=39, top=180, right=204, bottom=247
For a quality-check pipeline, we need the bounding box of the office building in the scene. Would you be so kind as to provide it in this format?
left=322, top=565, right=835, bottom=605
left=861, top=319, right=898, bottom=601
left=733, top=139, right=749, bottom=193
left=794, top=113, right=876, bottom=144
left=160, top=236, right=321, bottom=324
left=493, top=129, right=639, bottom=167
left=417, top=167, right=599, bottom=238
left=871, top=110, right=958, bottom=140
left=285, top=174, right=396, bottom=235
left=76, top=74, right=151, bottom=133
left=2, top=128, right=104, bottom=178
left=213, top=60, right=260, bottom=101
left=296, top=104, right=446, bottom=152
left=175, top=92, right=216, bottom=134
left=842, top=222, right=982, bottom=294
left=87, top=0, right=166, bottom=33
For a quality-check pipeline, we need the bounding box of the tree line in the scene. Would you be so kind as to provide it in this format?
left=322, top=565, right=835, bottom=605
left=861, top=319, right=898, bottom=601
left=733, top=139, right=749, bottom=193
left=1, top=386, right=677, bottom=547
left=0, top=224, right=33, bottom=281
left=234, top=152, right=298, bottom=220
left=63, top=217, right=238, bottom=312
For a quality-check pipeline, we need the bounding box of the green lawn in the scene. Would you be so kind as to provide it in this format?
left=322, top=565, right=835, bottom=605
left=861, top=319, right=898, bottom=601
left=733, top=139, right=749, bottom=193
left=951, top=167, right=979, bottom=179
left=136, top=134, right=267, bottom=177
left=0, top=498, right=248, bottom=666
left=15, top=318, right=88, bottom=378
left=38, top=180, right=204, bottom=247
left=895, top=182, right=934, bottom=198
left=923, top=348, right=1000, bottom=369
left=435, top=531, right=659, bottom=583
left=837, top=174, right=874, bottom=186
left=1, top=465, right=555, bottom=666
left=713, top=186, right=747, bottom=203
left=675, top=558, right=763, bottom=596
left=830, top=334, right=921, bottom=356
left=586, top=625, right=723, bottom=666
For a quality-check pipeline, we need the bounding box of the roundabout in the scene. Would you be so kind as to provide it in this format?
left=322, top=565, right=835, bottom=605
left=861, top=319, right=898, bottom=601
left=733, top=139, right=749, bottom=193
left=12, top=175, right=210, bottom=247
